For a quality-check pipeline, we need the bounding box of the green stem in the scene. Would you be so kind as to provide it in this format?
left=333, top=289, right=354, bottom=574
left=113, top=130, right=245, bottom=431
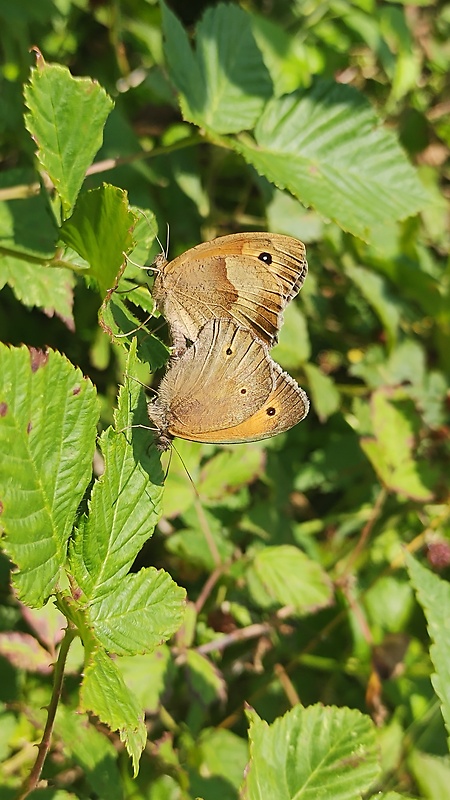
left=14, top=624, right=77, bottom=800
left=0, top=245, right=91, bottom=276
left=85, top=133, right=205, bottom=177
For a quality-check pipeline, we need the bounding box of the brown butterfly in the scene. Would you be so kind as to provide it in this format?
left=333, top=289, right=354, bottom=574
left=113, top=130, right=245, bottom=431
left=148, top=318, right=309, bottom=449
left=151, top=232, right=307, bottom=353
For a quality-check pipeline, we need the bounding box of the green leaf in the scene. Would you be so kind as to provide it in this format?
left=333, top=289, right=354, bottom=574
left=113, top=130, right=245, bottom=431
left=250, top=13, right=309, bottom=96
left=344, top=262, right=402, bottom=349
left=382, top=796, right=416, bottom=800
left=361, top=389, right=436, bottom=501
left=0, top=632, right=53, bottom=673
left=165, top=503, right=234, bottom=572
left=116, top=645, right=172, bottom=713
left=364, top=576, right=414, bottom=633
left=24, top=60, right=114, bottom=218
left=160, top=1, right=202, bottom=118
left=0, top=168, right=58, bottom=258
left=407, top=555, right=450, bottom=748
left=69, top=340, right=163, bottom=601
left=266, top=190, right=325, bottom=243
left=303, top=362, right=340, bottom=422
left=408, top=751, right=450, bottom=800
left=56, top=706, right=123, bottom=800
left=349, top=338, right=428, bottom=391
left=185, top=650, right=226, bottom=706
left=0, top=257, right=75, bottom=328
left=234, top=81, right=427, bottom=244
left=271, top=302, right=311, bottom=370
left=80, top=645, right=146, bottom=776
left=161, top=1, right=272, bottom=134
left=243, top=705, right=380, bottom=799
left=99, top=292, right=169, bottom=373
left=87, top=567, right=185, bottom=656
left=246, top=545, right=333, bottom=614
left=0, top=345, right=98, bottom=607
left=59, top=185, right=137, bottom=297
left=127, top=207, right=159, bottom=270
left=197, top=447, right=266, bottom=503
left=158, top=439, right=203, bottom=519
left=193, top=728, right=248, bottom=793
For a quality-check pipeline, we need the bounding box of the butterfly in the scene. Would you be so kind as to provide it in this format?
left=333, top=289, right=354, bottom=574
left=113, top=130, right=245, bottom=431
left=151, top=232, right=307, bottom=353
left=148, top=318, right=309, bottom=449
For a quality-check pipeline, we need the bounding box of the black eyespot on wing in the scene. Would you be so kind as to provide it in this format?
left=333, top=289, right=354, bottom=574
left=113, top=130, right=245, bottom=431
left=226, top=347, right=233, bottom=355
left=258, top=252, right=272, bottom=265
left=267, top=407, right=276, bottom=416
left=240, top=387, right=247, bottom=395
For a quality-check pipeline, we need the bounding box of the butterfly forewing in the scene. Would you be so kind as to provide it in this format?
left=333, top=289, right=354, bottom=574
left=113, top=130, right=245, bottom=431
left=152, top=232, right=307, bottom=348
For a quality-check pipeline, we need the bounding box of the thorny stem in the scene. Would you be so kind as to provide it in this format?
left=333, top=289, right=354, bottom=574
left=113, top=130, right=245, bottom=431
left=14, top=624, right=77, bottom=800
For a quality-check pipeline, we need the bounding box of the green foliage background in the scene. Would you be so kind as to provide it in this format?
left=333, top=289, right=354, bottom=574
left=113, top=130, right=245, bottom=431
left=0, top=1, right=449, bottom=798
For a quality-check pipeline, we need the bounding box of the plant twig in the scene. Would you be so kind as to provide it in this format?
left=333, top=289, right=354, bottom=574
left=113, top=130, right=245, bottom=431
left=85, top=135, right=203, bottom=177
left=338, top=487, right=387, bottom=578
left=195, top=621, right=273, bottom=656
left=195, top=561, right=230, bottom=614
left=14, top=624, right=77, bottom=800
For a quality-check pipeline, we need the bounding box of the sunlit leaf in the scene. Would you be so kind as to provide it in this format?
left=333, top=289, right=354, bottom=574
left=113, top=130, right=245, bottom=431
left=0, top=345, right=98, bottom=607
left=161, top=1, right=272, bottom=134
left=243, top=705, right=380, bottom=799
left=234, top=81, right=427, bottom=244
left=80, top=645, right=146, bottom=776
left=246, top=545, right=333, bottom=614
left=69, top=341, right=163, bottom=601
left=24, top=60, right=113, bottom=217
left=407, top=555, right=450, bottom=748
left=361, top=389, right=436, bottom=500
left=60, top=185, right=136, bottom=297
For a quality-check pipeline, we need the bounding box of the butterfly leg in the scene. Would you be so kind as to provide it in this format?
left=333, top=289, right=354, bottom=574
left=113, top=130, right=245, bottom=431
left=169, top=322, right=189, bottom=358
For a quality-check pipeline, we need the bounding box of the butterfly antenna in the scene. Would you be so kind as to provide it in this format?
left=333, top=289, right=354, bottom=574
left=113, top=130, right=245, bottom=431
left=165, top=222, right=170, bottom=260
left=171, top=442, right=197, bottom=492
left=155, top=230, right=166, bottom=260
left=139, top=208, right=155, bottom=233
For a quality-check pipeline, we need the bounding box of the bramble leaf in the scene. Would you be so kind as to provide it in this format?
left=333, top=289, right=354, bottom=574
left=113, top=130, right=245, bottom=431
left=161, top=1, right=272, bottom=134
left=24, top=60, right=113, bottom=217
left=246, top=545, right=333, bottom=614
left=361, top=389, right=436, bottom=500
left=407, top=555, right=450, bottom=748
left=80, top=645, right=146, bottom=776
left=234, top=81, right=427, bottom=245
left=0, top=257, right=75, bottom=328
left=0, top=344, right=98, bottom=607
left=69, top=341, right=163, bottom=601
left=244, top=705, right=380, bottom=799
left=59, top=185, right=136, bottom=297
left=87, top=567, right=185, bottom=656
